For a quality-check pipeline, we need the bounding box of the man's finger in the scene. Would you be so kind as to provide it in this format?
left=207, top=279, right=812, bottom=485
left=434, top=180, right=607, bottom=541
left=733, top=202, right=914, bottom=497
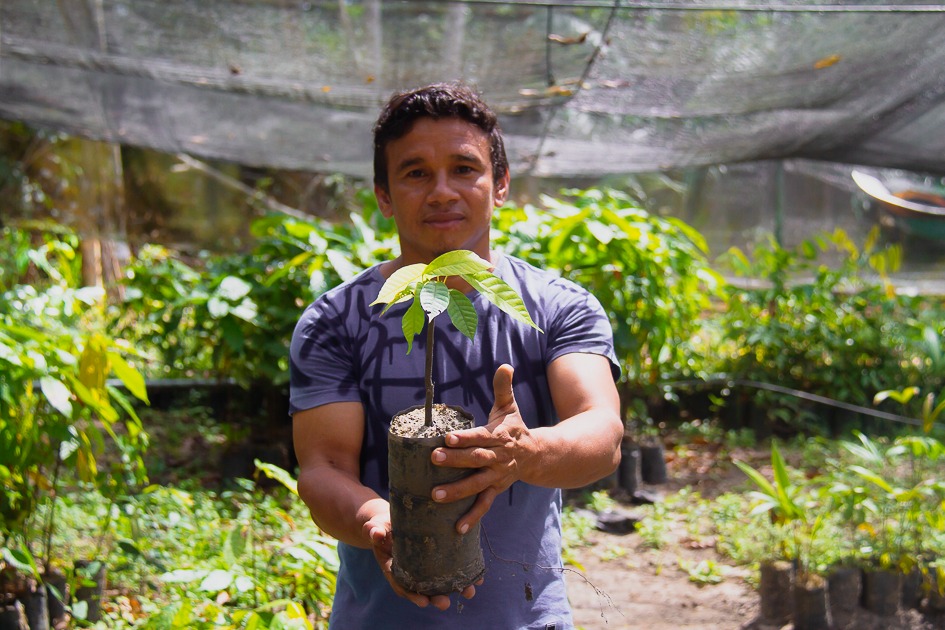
left=456, top=486, right=498, bottom=534
left=492, top=363, right=515, bottom=410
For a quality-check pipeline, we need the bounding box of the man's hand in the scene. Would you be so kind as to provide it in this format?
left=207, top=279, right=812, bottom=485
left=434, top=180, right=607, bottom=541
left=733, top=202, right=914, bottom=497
left=363, top=512, right=478, bottom=610
left=430, top=363, right=541, bottom=535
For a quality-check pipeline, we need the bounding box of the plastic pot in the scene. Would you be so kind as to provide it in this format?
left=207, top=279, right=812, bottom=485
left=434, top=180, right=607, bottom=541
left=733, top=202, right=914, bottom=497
left=0, top=602, right=27, bottom=630
left=900, top=567, right=923, bottom=609
left=759, top=559, right=794, bottom=625
left=22, top=581, right=47, bottom=630
left=861, top=567, right=900, bottom=616
left=43, top=569, right=68, bottom=628
left=618, top=442, right=641, bottom=496
left=388, top=405, right=484, bottom=596
left=640, top=442, right=667, bottom=484
left=827, top=564, right=861, bottom=627
left=793, top=573, right=831, bottom=630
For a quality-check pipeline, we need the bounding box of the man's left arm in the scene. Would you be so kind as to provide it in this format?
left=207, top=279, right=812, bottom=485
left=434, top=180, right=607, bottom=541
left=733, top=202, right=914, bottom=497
left=430, top=353, right=622, bottom=533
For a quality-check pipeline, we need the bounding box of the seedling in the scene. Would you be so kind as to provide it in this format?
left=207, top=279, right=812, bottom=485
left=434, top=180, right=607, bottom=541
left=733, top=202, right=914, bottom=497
left=371, top=250, right=540, bottom=427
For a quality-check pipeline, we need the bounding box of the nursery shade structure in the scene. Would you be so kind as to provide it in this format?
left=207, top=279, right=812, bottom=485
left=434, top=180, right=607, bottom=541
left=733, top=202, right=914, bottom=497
left=2, top=1, right=945, bottom=178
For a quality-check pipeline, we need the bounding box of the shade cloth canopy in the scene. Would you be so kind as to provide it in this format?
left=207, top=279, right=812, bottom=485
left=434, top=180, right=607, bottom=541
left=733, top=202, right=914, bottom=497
left=2, top=1, right=945, bottom=178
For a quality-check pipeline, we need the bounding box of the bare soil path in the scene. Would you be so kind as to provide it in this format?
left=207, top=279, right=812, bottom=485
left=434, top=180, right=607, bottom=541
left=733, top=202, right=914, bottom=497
left=564, top=441, right=945, bottom=630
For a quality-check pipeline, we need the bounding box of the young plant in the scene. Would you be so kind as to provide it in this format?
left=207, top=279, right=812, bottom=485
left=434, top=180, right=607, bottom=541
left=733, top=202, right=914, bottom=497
left=371, top=250, right=540, bottom=427
left=733, top=441, right=824, bottom=579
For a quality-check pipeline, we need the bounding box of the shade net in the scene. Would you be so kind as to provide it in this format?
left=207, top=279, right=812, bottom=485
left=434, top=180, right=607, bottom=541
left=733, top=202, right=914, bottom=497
left=2, top=1, right=945, bottom=178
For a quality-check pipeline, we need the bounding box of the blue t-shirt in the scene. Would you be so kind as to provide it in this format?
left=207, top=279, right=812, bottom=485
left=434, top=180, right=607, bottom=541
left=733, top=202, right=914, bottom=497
left=289, top=254, right=619, bottom=630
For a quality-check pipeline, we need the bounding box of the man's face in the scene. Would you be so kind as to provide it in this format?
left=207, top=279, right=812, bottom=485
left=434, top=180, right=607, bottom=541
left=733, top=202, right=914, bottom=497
left=375, top=117, right=509, bottom=265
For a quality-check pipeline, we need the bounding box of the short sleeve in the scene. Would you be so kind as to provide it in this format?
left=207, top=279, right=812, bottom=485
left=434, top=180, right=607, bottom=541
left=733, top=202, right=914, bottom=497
left=288, top=297, right=362, bottom=415
left=544, top=278, right=621, bottom=382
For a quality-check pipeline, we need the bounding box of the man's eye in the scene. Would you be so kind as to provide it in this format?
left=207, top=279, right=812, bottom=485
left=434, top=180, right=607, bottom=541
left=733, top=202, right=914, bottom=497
left=456, top=165, right=474, bottom=174
left=406, top=169, right=425, bottom=178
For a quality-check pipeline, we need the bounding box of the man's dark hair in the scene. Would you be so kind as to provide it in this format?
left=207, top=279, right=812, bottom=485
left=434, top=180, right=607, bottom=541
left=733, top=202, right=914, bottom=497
left=372, top=82, right=508, bottom=190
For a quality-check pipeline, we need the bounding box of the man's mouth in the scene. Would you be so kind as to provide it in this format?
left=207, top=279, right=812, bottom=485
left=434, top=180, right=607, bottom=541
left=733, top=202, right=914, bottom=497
left=425, top=213, right=465, bottom=228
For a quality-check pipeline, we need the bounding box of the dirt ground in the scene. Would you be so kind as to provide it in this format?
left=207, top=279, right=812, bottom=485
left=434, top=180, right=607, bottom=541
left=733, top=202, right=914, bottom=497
left=564, top=441, right=945, bottom=630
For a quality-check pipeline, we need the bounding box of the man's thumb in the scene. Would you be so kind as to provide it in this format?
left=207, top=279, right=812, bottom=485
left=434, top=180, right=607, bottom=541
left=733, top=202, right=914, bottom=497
left=493, top=364, right=515, bottom=408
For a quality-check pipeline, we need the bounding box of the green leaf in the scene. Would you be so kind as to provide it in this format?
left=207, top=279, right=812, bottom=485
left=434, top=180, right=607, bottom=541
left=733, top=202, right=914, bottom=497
left=217, top=276, right=252, bottom=301
left=198, top=569, right=234, bottom=592
left=849, top=465, right=895, bottom=494
left=371, top=263, right=426, bottom=306
left=446, top=290, right=478, bottom=340
left=160, top=569, right=205, bottom=584
left=922, top=393, right=945, bottom=434
left=230, top=298, right=258, bottom=322
left=207, top=296, right=229, bottom=318
left=117, top=539, right=143, bottom=557
left=254, top=459, right=298, bottom=495
left=2, top=546, right=39, bottom=578
left=770, top=442, right=800, bottom=519
left=71, top=601, right=89, bottom=621
left=873, top=387, right=919, bottom=406
left=325, top=249, right=361, bottom=282
left=402, top=299, right=425, bottom=355
left=171, top=599, right=193, bottom=626
left=733, top=460, right=778, bottom=500
left=419, top=281, right=450, bottom=320
left=235, top=575, right=255, bottom=593
left=464, top=272, right=542, bottom=332
left=224, top=526, right=245, bottom=566
left=108, top=351, right=149, bottom=404
left=423, top=250, right=492, bottom=278
left=586, top=219, right=615, bottom=245
left=40, top=376, right=73, bottom=417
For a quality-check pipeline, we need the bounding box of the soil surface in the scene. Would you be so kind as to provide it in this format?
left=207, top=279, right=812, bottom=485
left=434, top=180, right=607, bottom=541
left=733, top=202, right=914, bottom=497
left=564, top=441, right=945, bottom=630
left=390, top=403, right=473, bottom=438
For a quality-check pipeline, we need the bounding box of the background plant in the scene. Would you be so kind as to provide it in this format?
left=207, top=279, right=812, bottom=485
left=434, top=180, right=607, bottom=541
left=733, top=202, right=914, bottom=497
left=37, top=463, right=337, bottom=629
left=494, top=187, right=723, bottom=425
left=0, top=224, right=150, bottom=569
left=714, top=228, right=940, bottom=434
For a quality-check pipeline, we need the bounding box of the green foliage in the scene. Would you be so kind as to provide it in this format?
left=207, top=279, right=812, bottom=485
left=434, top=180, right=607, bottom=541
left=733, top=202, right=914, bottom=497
left=114, top=202, right=398, bottom=387
left=837, top=426, right=945, bottom=571
left=715, top=227, right=942, bottom=432
left=722, top=425, right=945, bottom=580
left=680, top=558, right=725, bottom=585
left=560, top=506, right=595, bottom=570
left=0, top=224, right=149, bottom=546
left=635, top=502, right=672, bottom=550
left=495, top=187, right=722, bottom=388
left=372, top=249, right=540, bottom=351
left=34, top=465, right=336, bottom=628
left=372, top=249, right=540, bottom=426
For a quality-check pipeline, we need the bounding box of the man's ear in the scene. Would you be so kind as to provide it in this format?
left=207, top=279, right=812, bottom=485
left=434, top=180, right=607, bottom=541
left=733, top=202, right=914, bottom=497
left=493, top=170, right=511, bottom=207
left=375, top=183, right=393, bottom=218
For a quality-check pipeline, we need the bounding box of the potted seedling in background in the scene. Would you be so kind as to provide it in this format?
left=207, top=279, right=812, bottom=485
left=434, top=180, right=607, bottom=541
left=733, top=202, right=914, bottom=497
left=734, top=442, right=831, bottom=630
left=372, top=250, right=540, bottom=596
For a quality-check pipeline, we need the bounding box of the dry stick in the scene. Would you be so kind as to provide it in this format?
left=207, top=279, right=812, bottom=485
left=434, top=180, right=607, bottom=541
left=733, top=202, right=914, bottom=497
left=480, top=525, right=624, bottom=623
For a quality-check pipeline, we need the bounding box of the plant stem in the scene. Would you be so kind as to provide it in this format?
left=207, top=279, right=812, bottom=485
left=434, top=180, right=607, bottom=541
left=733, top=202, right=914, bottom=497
left=425, top=318, right=434, bottom=427
left=42, top=445, right=64, bottom=573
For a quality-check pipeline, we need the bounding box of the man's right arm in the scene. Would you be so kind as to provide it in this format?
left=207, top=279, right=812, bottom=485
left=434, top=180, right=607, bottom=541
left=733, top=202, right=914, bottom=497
left=293, top=401, right=464, bottom=609
left=293, top=401, right=388, bottom=548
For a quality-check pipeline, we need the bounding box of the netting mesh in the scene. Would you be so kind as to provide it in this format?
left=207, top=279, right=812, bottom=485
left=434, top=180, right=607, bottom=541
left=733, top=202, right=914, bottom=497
left=2, top=1, right=945, bottom=177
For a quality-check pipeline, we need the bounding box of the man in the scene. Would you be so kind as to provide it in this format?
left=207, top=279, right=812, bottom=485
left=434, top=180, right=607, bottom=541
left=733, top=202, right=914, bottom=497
left=290, top=82, right=622, bottom=629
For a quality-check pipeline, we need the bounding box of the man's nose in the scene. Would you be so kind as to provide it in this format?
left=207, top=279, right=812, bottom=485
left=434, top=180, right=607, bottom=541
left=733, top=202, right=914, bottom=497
left=428, top=171, right=460, bottom=204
